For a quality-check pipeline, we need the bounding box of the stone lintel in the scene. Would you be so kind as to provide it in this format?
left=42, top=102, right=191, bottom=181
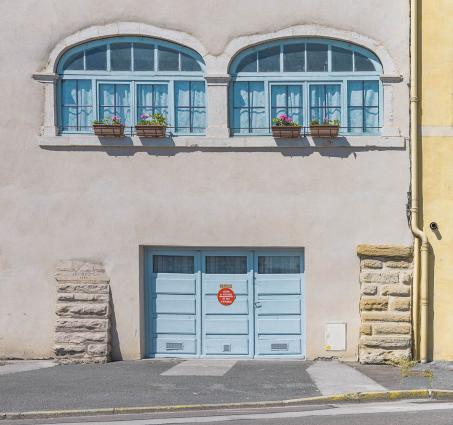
left=357, top=244, right=413, bottom=258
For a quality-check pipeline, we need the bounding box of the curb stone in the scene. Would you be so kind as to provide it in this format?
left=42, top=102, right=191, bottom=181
left=1, top=390, right=452, bottom=420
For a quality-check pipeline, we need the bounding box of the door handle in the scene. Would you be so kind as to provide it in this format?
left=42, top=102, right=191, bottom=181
left=254, top=302, right=262, bottom=308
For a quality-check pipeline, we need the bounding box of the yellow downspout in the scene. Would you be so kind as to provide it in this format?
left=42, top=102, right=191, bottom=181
left=410, top=0, right=429, bottom=363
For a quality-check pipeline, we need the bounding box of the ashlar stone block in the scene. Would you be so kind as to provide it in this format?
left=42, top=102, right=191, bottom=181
left=391, top=298, right=411, bottom=311
left=360, top=298, right=389, bottom=311
left=361, top=259, right=383, bottom=269
left=381, top=285, right=411, bottom=296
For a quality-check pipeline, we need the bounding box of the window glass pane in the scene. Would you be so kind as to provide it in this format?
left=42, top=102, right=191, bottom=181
left=78, top=80, right=92, bottom=105
left=174, top=81, right=206, bottom=133
left=258, top=256, right=301, bottom=274
left=206, top=256, right=247, bottom=274
left=258, top=46, right=280, bottom=72
left=137, top=84, right=169, bottom=120
left=236, top=53, right=257, bottom=73
left=62, top=80, right=77, bottom=105
left=175, top=81, right=190, bottom=106
left=326, top=85, right=341, bottom=106
left=283, top=43, right=305, bottom=72
left=62, top=106, right=78, bottom=129
left=153, top=255, right=194, bottom=274
left=332, top=46, right=353, bottom=72
left=348, top=107, right=363, bottom=133
left=191, top=81, right=206, bottom=107
left=191, top=108, right=206, bottom=133
left=181, top=52, right=201, bottom=71
left=100, top=84, right=115, bottom=106
left=271, top=85, right=303, bottom=125
left=233, top=82, right=249, bottom=107
left=310, top=85, right=325, bottom=108
left=86, top=45, right=107, bottom=71
left=79, top=106, right=93, bottom=128
left=364, top=81, right=379, bottom=106
left=251, top=108, right=266, bottom=133
left=355, top=52, right=376, bottom=71
left=158, top=46, right=179, bottom=71
left=63, top=51, right=84, bottom=71
left=110, top=42, right=132, bottom=71
left=272, top=85, right=287, bottom=108
left=347, top=81, right=363, bottom=106
left=134, top=43, right=154, bottom=71
left=115, top=84, right=130, bottom=106
left=250, top=82, right=265, bottom=107
left=364, top=107, right=379, bottom=131
left=155, top=84, right=169, bottom=107
left=307, top=43, right=328, bottom=72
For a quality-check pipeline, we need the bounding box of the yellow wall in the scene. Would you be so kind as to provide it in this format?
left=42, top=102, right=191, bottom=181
left=420, top=0, right=453, bottom=360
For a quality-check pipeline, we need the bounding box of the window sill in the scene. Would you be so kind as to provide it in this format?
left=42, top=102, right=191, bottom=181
left=38, top=135, right=405, bottom=148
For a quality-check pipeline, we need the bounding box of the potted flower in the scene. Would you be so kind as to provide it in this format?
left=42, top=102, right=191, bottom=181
left=271, top=115, right=302, bottom=138
left=135, top=113, right=169, bottom=137
left=92, top=116, right=125, bottom=137
left=309, top=116, right=340, bottom=137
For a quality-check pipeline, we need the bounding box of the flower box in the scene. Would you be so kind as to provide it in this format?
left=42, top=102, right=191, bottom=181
left=92, top=124, right=125, bottom=137
left=135, top=125, right=167, bottom=137
left=271, top=126, right=302, bottom=138
left=309, top=125, right=340, bottom=137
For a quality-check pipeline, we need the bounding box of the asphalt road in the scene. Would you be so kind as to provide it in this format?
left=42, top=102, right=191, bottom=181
left=2, top=401, right=453, bottom=425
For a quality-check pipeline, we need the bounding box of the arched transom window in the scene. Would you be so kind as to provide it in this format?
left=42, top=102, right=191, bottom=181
left=229, top=39, right=383, bottom=135
left=58, top=37, right=207, bottom=135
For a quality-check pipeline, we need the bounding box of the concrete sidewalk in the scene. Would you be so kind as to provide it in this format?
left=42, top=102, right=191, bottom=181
left=0, top=359, right=451, bottom=414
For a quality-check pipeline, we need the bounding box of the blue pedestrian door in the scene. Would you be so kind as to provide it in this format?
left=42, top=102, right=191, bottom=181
left=145, top=249, right=305, bottom=358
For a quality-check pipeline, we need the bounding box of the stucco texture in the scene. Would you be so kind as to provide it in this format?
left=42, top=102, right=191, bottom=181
left=419, top=0, right=453, bottom=361
left=0, top=0, right=411, bottom=361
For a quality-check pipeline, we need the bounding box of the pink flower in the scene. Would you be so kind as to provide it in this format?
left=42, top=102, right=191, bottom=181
left=323, top=117, right=328, bottom=121
left=312, top=115, right=315, bottom=119
left=141, top=114, right=147, bottom=119
left=280, top=114, right=287, bottom=119
left=286, top=117, right=292, bottom=122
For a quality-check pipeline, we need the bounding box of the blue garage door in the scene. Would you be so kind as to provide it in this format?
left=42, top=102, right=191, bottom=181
left=146, top=249, right=304, bottom=358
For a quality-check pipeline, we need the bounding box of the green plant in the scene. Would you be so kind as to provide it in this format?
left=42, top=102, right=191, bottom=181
left=93, top=116, right=122, bottom=125
left=310, top=115, right=340, bottom=126
left=272, top=114, right=301, bottom=127
left=388, top=358, right=418, bottom=377
left=137, top=112, right=170, bottom=126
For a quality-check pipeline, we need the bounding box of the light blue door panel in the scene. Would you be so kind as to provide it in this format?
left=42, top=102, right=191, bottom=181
left=154, top=338, right=197, bottom=355
left=257, top=279, right=301, bottom=295
left=205, top=280, right=248, bottom=295
left=257, top=338, right=302, bottom=355
left=254, top=251, right=305, bottom=358
left=153, top=298, right=196, bottom=314
left=205, top=299, right=249, bottom=315
left=155, top=278, right=196, bottom=294
left=258, top=300, right=301, bottom=315
left=205, top=319, right=249, bottom=335
left=154, top=318, right=196, bottom=334
left=205, top=339, right=249, bottom=355
left=258, top=318, right=301, bottom=335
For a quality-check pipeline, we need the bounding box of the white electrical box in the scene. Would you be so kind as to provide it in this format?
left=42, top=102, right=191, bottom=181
left=326, top=323, right=346, bottom=351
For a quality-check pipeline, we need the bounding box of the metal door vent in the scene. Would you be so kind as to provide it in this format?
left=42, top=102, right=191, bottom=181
left=223, top=344, right=231, bottom=352
left=271, top=343, right=288, bottom=351
left=166, top=342, right=183, bottom=350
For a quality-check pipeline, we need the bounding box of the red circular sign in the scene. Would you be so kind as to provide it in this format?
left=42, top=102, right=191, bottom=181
left=218, top=288, right=235, bottom=305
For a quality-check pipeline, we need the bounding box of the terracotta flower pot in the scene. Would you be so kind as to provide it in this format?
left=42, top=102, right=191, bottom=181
left=92, top=124, right=125, bottom=137
left=271, top=126, right=302, bottom=138
left=309, top=125, right=340, bottom=137
left=135, top=125, right=167, bottom=137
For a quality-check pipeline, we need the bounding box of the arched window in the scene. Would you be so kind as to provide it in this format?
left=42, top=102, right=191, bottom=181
left=229, top=39, right=382, bottom=135
left=57, top=37, right=207, bottom=135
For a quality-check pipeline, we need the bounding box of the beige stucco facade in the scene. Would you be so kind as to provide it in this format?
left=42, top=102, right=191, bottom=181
left=0, top=0, right=412, bottom=361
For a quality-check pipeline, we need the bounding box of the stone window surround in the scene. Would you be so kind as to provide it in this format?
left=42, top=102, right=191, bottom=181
left=33, top=22, right=404, bottom=148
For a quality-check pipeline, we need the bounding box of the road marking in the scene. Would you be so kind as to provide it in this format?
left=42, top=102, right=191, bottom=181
left=44, top=402, right=453, bottom=425
left=160, top=360, right=238, bottom=376
left=306, top=360, right=387, bottom=395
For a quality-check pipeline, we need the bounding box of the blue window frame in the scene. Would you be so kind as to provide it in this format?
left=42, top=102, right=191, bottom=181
left=57, top=37, right=207, bottom=135
left=230, top=38, right=383, bottom=136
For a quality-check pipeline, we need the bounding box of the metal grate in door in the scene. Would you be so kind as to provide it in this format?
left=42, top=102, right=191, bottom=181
left=166, top=342, right=183, bottom=350
left=271, top=343, right=288, bottom=351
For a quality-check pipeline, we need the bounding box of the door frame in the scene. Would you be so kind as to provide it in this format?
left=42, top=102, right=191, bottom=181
left=145, top=247, right=305, bottom=359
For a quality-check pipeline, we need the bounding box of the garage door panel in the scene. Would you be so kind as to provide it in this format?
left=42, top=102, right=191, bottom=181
left=154, top=337, right=197, bottom=354
left=258, top=318, right=301, bottom=335
left=204, top=279, right=248, bottom=295
left=205, top=339, right=249, bottom=355
left=257, top=299, right=301, bottom=315
left=154, top=318, right=196, bottom=334
left=256, top=279, right=301, bottom=295
left=154, top=278, right=196, bottom=294
left=257, top=338, right=302, bottom=355
left=205, top=298, right=249, bottom=315
left=153, top=298, right=196, bottom=315
left=205, top=319, right=249, bottom=335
